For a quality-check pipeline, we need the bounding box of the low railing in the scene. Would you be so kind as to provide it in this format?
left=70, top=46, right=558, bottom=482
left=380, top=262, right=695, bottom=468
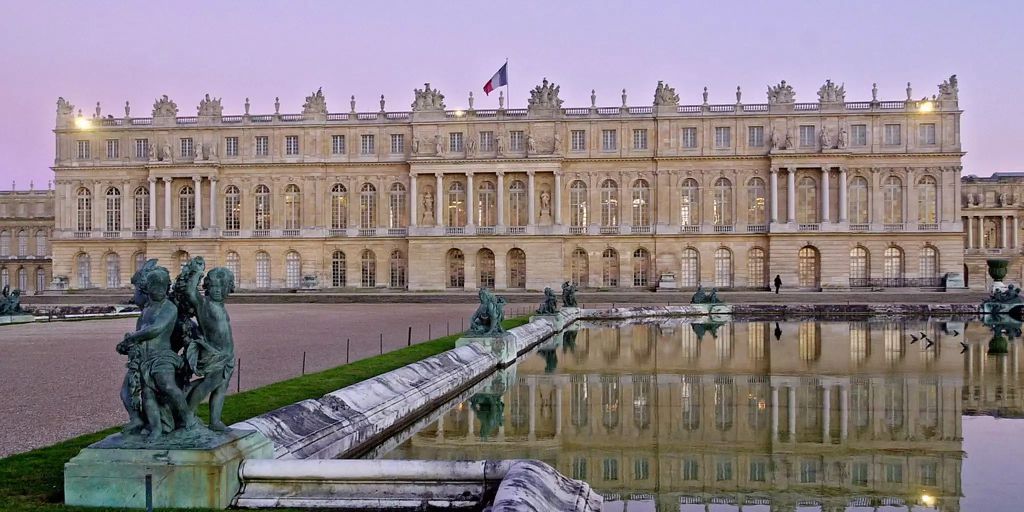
left=746, top=224, right=767, bottom=233
left=221, top=115, right=243, bottom=123
left=475, top=226, right=495, bottom=235
left=356, top=112, right=378, bottom=120
left=849, top=223, right=870, bottom=231
left=507, top=226, right=526, bottom=235
left=793, top=103, right=819, bottom=111
left=680, top=225, right=700, bottom=234
left=846, top=102, right=871, bottom=110
left=879, top=101, right=906, bottom=109
left=713, top=225, right=734, bottom=233
left=176, top=116, right=198, bottom=124
left=568, top=226, right=586, bottom=235
left=743, top=104, right=769, bottom=112
left=130, top=118, right=152, bottom=125
left=103, top=231, right=120, bottom=239
left=222, top=230, right=239, bottom=237
left=250, top=115, right=273, bottom=123
left=677, top=105, right=701, bottom=113
left=171, top=229, right=192, bottom=238
left=387, top=228, right=408, bottom=236
left=917, top=223, right=939, bottom=230
left=628, top=106, right=652, bottom=114
left=280, top=114, right=304, bottom=122
left=849, top=277, right=944, bottom=288
left=282, top=229, right=300, bottom=237
left=132, top=230, right=148, bottom=239
left=563, top=107, right=590, bottom=116
left=444, top=226, right=465, bottom=235
left=504, top=109, right=527, bottom=117
left=708, top=104, right=734, bottom=113
left=883, top=223, right=905, bottom=232
left=599, top=226, right=619, bottom=235
left=327, top=228, right=347, bottom=237
left=73, top=231, right=91, bottom=239
left=326, top=113, right=349, bottom=121
left=596, top=107, right=620, bottom=115
left=358, top=228, right=377, bottom=237
left=253, top=229, right=271, bottom=237
left=798, top=223, right=820, bottom=231
left=630, top=225, right=651, bottom=234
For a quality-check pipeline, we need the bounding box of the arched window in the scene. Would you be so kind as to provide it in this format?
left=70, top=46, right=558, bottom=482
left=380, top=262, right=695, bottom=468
left=509, top=180, right=527, bottom=227
left=714, top=248, right=733, bottom=287
left=255, top=251, right=270, bottom=288
left=714, top=381, right=735, bottom=431
left=360, top=183, right=377, bottom=229
left=920, top=246, right=939, bottom=278
left=134, top=186, right=150, bottom=231
left=508, top=248, right=526, bottom=289
left=446, top=182, right=466, bottom=227
left=681, top=248, right=699, bottom=287
left=330, top=184, right=348, bottom=230
left=76, top=188, right=92, bottom=231
left=571, top=376, right=590, bottom=429
left=680, top=178, right=700, bottom=226
left=16, top=230, right=28, bottom=257
left=76, top=253, right=91, bottom=288
left=884, top=246, right=904, bottom=280
left=225, top=251, right=240, bottom=281
left=798, top=246, right=820, bottom=288
left=747, top=248, right=766, bottom=288
left=35, top=230, right=47, bottom=257
left=361, top=250, right=376, bottom=287
left=799, top=323, right=821, bottom=362
left=17, top=267, right=27, bottom=291
left=179, top=185, right=195, bottom=230
left=36, top=268, right=46, bottom=292
left=105, top=253, right=120, bottom=288
left=746, top=178, right=766, bottom=225
left=105, top=187, right=121, bottom=232
left=850, top=247, right=870, bottom=283
left=883, top=176, right=903, bottom=224
left=133, top=252, right=146, bottom=274
left=571, top=248, right=589, bottom=287
left=632, top=248, right=650, bottom=287
left=631, top=179, right=650, bottom=227
left=284, top=184, right=301, bottom=230
left=477, top=181, right=496, bottom=227
left=446, top=249, right=464, bottom=288
left=848, top=176, right=869, bottom=224
left=713, top=178, right=733, bottom=225
left=390, top=250, right=407, bottom=288
left=600, top=179, right=618, bottom=227
left=917, top=176, right=938, bottom=224
left=569, top=180, right=588, bottom=227
left=389, top=183, right=407, bottom=229
left=331, top=251, right=346, bottom=287
left=602, top=248, right=619, bottom=287
left=254, top=185, right=271, bottom=230
left=0, top=231, right=7, bottom=256
left=681, top=380, right=701, bottom=431
left=601, top=377, right=620, bottom=431
left=477, top=249, right=495, bottom=289
left=285, top=251, right=301, bottom=287
left=224, top=185, right=240, bottom=230
left=797, top=176, right=818, bottom=223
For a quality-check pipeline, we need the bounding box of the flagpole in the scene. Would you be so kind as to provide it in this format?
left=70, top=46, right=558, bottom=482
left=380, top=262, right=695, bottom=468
left=504, top=57, right=509, bottom=110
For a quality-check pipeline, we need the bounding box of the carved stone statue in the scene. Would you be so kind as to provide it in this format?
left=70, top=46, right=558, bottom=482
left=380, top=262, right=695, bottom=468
left=938, top=74, right=959, bottom=102
left=653, top=80, right=679, bottom=106
left=871, top=83, right=879, bottom=102
left=468, top=288, right=506, bottom=336
left=1000, top=192, right=1008, bottom=206
left=496, top=135, right=504, bottom=156
left=434, top=134, right=444, bottom=155
left=817, top=79, right=846, bottom=103
left=768, top=126, right=779, bottom=150
left=56, top=97, right=75, bottom=120
left=767, top=80, right=796, bottom=104
left=161, top=141, right=173, bottom=162
left=536, top=287, right=558, bottom=314
left=411, top=83, right=446, bottom=111
left=561, top=281, right=578, bottom=308
left=152, top=95, right=178, bottom=117
left=0, top=286, right=23, bottom=315
left=539, top=189, right=551, bottom=217
left=736, top=86, right=742, bottom=104
left=818, top=127, right=832, bottom=149
left=527, top=134, right=537, bottom=154
left=412, top=138, right=420, bottom=155
left=197, top=94, right=223, bottom=117
left=553, top=133, right=562, bottom=153
left=302, top=87, right=328, bottom=115
left=783, top=129, right=794, bottom=149
left=837, top=128, right=849, bottom=149
left=244, top=97, right=251, bottom=115
left=906, top=82, right=913, bottom=101
left=124, top=101, right=131, bottom=118
left=421, top=191, right=435, bottom=223
left=527, top=78, right=563, bottom=109
left=466, top=137, right=477, bottom=156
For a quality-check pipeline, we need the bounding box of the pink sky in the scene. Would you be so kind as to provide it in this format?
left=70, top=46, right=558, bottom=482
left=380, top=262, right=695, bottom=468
left=0, top=0, right=1021, bottom=188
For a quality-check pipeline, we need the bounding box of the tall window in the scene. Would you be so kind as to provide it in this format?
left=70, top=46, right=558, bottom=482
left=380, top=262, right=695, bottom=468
left=632, top=248, right=650, bottom=287
left=851, top=124, right=868, bottom=146
left=680, top=178, right=700, bottom=226
left=0, top=268, right=7, bottom=288
left=34, top=230, right=46, bottom=256
left=509, top=180, right=527, bottom=227
left=748, top=248, right=766, bottom=288
left=571, top=248, right=588, bottom=287
left=632, top=129, right=648, bottom=150
left=884, top=247, right=904, bottom=279
left=76, top=188, right=92, bottom=231
left=714, top=127, right=731, bottom=148
left=76, top=253, right=91, bottom=288
left=570, top=181, right=588, bottom=227
left=601, top=129, right=617, bottom=151
left=331, top=251, right=346, bottom=287
left=477, top=181, right=496, bottom=227
left=360, top=183, right=377, bottom=229
left=284, top=135, right=299, bottom=156
left=632, top=179, right=650, bottom=227
left=106, top=139, right=119, bottom=159
left=602, top=248, right=619, bottom=287
left=446, top=249, right=464, bottom=288
left=917, top=176, right=937, bottom=223
left=918, top=123, right=937, bottom=145
left=799, top=125, right=816, bottom=147
left=225, top=251, right=240, bottom=281
left=360, top=134, right=375, bottom=155
left=133, top=187, right=149, bottom=231
left=255, top=252, right=270, bottom=288
left=225, top=136, right=238, bottom=156
left=748, top=126, right=764, bottom=147
left=105, top=253, right=120, bottom=288
left=850, top=247, right=869, bottom=281
left=681, top=248, right=699, bottom=287
left=746, top=178, right=766, bottom=225
left=180, top=137, right=194, bottom=157
left=224, top=185, right=240, bottom=230
left=884, top=124, right=902, bottom=145
left=713, top=178, right=733, bottom=225
left=284, top=184, right=301, bottom=230
left=36, top=268, right=46, bottom=292
left=920, top=246, right=938, bottom=278
left=77, top=140, right=90, bottom=159
left=446, top=182, right=466, bottom=227
left=479, top=131, right=495, bottom=152
left=254, top=185, right=271, bottom=230
left=600, top=179, right=619, bottom=227
left=798, top=246, right=820, bottom=288
left=681, top=127, right=697, bottom=148
left=390, top=133, right=404, bottom=154
left=449, top=132, right=463, bottom=152
left=390, top=250, right=407, bottom=288
left=179, top=185, right=195, bottom=229
left=16, top=230, right=27, bottom=257
left=102, top=187, right=121, bottom=232
left=477, top=249, right=495, bottom=288
left=714, top=248, right=733, bottom=287
left=849, top=176, right=869, bottom=223
left=797, top=176, right=818, bottom=223
left=508, top=249, right=526, bottom=289
left=331, top=135, right=346, bottom=155
left=331, top=184, right=348, bottom=229
left=135, top=138, right=149, bottom=159
left=571, top=130, right=586, bottom=151
left=509, top=131, right=524, bottom=151
left=883, top=176, right=903, bottom=224
left=0, top=232, right=9, bottom=256
left=255, top=136, right=269, bottom=156
left=389, top=183, right=407, bottom=228
left=285, top=251, right=301, bottom=287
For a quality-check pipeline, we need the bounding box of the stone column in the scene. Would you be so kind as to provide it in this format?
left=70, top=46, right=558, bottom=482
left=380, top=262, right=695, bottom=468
left=434, top=173, right=443, bottom=227
left=162, top=177, right=172, bottom=229
left=967, top=215, right=974, bottom=249
left=839, top=384, right=849, bottom=441
left=209, top=176, right=218, bottom=228
left=466, top=172, right=475, bottom=227
left=839, top=168, right=848, bottom=222
left=496, top=172, right=505, bottom=228
left=771, top=385, right=779, bottom=441
left=788, top=385, right=797, bottom=441
left=192, top=176, right=203, bottom=230
left=769, top=168, right=779, bottom=223
left=821, top=167, right=830, bottom=223
left=554, top=171, right=563, bottom=225
left=1003, top=215, right=1010, bottom=249
left=148, top=178, right=157, bottom=229
left=527, top=170, right=536, bottom=226
left=409, top=173, right=417, bottom=227
left=528, top=379, right=537, bottom=441
left=787, top=169, right=796, bottom=223
left=822, top=385, right=831, bottom=444
left=555, top=384, right=563, bottom=436
left=1014, top=215, right=1019, bottom=249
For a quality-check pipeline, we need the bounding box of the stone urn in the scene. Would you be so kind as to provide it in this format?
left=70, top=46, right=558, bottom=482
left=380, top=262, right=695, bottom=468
left=988, top=259, right=1010, bottom=281
left=988, top=332, right=1009, bottom=354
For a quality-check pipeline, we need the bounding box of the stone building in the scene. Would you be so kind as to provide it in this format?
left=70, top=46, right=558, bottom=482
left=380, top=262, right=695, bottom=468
left=961, top=172, right=1024, bottom=288
left=49, top=76, right=964, bottom=291
left=0, top=188, right=53, bottom=293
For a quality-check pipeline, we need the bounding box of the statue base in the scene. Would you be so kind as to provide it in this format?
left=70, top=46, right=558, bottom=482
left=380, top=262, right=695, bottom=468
left=64, top=428, right=272, bottom=509
left=456, top=332, right=519, bottom=366
left=0, top=314, right=34, bottom=325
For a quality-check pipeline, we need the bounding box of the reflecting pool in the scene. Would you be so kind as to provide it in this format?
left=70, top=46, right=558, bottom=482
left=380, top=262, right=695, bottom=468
left=379, top=318, right=1024, bottom=511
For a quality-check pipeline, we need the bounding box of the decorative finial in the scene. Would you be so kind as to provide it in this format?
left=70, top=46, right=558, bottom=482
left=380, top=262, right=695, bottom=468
left=124, top=101, right=130, bottom=118
left=244, top=97, right=251, bottom=115
left=621, top=88, right=627, bottom=107
left=350, top=95, right=356, bottom=113
left=906, top=82, right=912, bottom=101
left=468, top=91, right=474, bottom=110
left=29, top=180, right=34, bottom=190
left=736, top=86, right=742, bottom=103
left=702, top=86, right=709, bottom=105
left=94, top=102, right=101, bottom=118
left=590, top=89, right=596, bottom=108
left=871, top=83, right=878, bottom=102
left=380, top=94, right=386, bottom=112
left=498, top=90, right=505, bottom=109
left=274, top=97, right=280, bottom=114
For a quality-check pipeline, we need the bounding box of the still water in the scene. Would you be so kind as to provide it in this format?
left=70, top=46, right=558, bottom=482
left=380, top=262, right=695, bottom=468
left=380, top=318, right=1024, bottom=511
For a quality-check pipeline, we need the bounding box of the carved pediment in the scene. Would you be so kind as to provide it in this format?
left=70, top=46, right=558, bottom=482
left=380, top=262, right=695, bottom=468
left=152, top=95, right=178, bottom=117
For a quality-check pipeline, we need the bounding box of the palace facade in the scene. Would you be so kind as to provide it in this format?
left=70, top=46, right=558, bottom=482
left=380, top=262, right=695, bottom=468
left=0, top=189, right=53, bottom=293
left=50, top=76, right=965, bottom=291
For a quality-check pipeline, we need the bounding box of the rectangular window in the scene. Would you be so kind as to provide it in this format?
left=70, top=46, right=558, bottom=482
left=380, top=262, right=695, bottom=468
left=602, top=458, right=619, bottom=481
left=77, top=140, right=90, bottom=159
left=285, top=135, right=299, bottom=155
left=852, top=462, right=869, bottom=486
left=225, top=137, right=238, bottom=157
left=919, top=123, right=937, bottom=145
left=105, top=139, right=119, bottom=159
left=134, top=138, right=149, bottom=159
left=715, top=460, right=732, bottom=481
left=632, top=129, right=648, bottom=150
left=601, top=129, right=617, bottom=151
left=748, top=126, right=764, bottom=147
left=479, top=131, right=494, bottom=152
left=799, top=125, right=816, bottom=147
left=851, top=124, right=868, bottom=146
left=681, top=127, right=697, bottom=148
left=884, top=124, right=902, bottom=145
left=180, top=137, right=194, bottom=157
left=255, top=136, right=269, bottom=156
left=332, top=135, right=346, bottom=155
left=714, top=127, right=731, bottom=148
left=920, top=462, right=938, bottom=486
left=749, top=460, right=767, bottom=482
left=509, top=130, right=524, bottom=151
left=884, top=463, right=903, bottom=483
left=681, top=459, right=699, bottom=480
left=571, top=130, right=586, bottom=151
left=800, top=461, right=818, bottom=483
left=449, top=132, right=463, bottom=152
left=390, top=133, right=404, bottom=154
left=360, top=134, right=375, bottom=155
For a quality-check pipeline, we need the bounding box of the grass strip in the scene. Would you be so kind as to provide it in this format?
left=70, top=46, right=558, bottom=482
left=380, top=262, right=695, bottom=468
left=0, top=316, right=529, bottom=511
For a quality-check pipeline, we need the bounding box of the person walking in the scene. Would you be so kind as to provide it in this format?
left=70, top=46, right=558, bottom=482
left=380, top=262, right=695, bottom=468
left=773, top=274, right=782, bottom=294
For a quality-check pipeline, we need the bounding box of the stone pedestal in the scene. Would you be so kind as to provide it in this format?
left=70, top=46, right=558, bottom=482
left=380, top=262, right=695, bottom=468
left=64, top=428, right=272, bottom=509
left=656, top=272, right=678, bottom=291
left=944, top=272, right=966, bottom=290
left=457, top=332, right=519, bottom=366
left=0, top=314, right=35, bottom=325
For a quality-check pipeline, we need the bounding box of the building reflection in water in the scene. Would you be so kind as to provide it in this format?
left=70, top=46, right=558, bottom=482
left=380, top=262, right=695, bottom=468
left=382, top=319, right=1024, bottom=512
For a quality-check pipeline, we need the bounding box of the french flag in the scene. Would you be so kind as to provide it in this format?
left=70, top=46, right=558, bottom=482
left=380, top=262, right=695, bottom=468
left=483, top=63, right=508, bottom=96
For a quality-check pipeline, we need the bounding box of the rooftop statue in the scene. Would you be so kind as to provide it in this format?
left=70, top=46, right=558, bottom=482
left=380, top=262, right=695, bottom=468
left=938, top=74, right=959, bottom=102
left=653, top=80, right=679, bottom=107
left=302, top=87, right=328, bottom=115
left=468, top=288, right=506, bottom=336
left=817, top=79, right=846, bottom=103
left=561, top=281, right=578, bottom=308
left=0, top=285, right=23, bottom=315
left=411, top=83, right=446, bottom=111
left=536, top=287, right=558, bottom=314
left=528, top=78, right=563, bottom=109
left=197, top=93, right=223, bottom=117
left=766, top=80, right=796, bottom=104
left=56, top=97, right=75, bottom=119
left=152, top=95, right=178, bottom=118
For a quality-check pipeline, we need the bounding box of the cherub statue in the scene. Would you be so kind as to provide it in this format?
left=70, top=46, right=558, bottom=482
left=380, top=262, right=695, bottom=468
left=537, top=287, right=558, bottom=314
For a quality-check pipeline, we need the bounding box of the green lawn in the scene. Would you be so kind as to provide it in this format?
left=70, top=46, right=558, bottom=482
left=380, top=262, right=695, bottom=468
left=0, top=317, right=529, bottom=511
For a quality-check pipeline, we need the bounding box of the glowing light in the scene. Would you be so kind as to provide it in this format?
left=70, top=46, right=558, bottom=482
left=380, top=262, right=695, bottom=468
left=454, top=110, right=465, bottom=117
left=918, top=101, right=935, bottom=113
left=74, top=116, right=92, bottom=130
left=921, top=494, right=936, bottom=507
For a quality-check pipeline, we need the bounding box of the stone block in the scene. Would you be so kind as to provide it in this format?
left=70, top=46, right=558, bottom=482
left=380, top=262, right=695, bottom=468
left=0, top=314, right=34, bottom=325
left=945, top=272, right=966, bottom=289
left=64, top=429, right=272, bottom=510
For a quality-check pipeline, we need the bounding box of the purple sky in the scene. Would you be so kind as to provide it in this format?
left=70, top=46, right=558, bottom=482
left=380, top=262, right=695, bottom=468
left=1, top=0, right=1021, bottom=188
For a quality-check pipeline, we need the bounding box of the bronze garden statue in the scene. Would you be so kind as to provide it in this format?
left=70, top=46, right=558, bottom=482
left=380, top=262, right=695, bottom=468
left=0, top=285, right=23, bottom=315
left=469, top=288, right=506, bottom=336
left=561, top=281, right=578, bottom=308
left=536, top=287, right=558, bottom=314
